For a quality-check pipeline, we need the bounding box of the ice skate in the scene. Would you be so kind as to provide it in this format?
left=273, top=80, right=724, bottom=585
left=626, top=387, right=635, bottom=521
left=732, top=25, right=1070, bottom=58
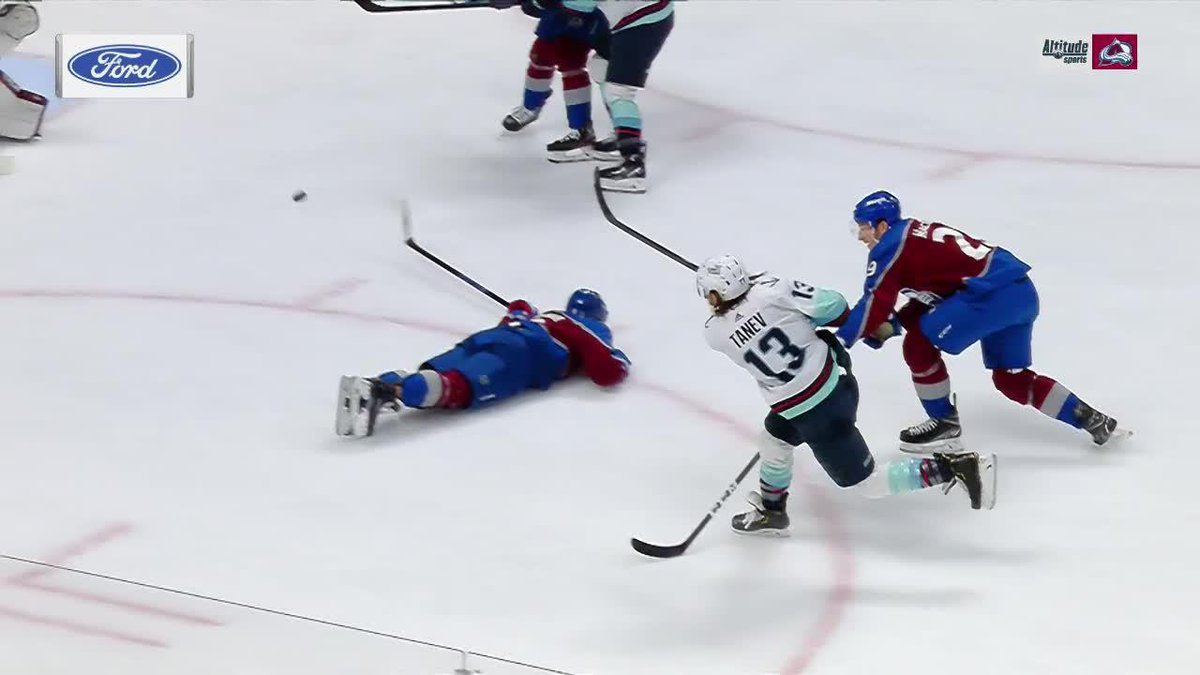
left=731, top=492, right=790, bottom=536
left=546, top=124, right=597, bottom=163
left=336, top=376, right=400, bottom=438
left=596, top=152, right=646, bottom=194
left=936, top=451, right=997, bottom=510
left=899, top=409, right=965, bottom=454
left=502, top=105, right=541, bottom=132
left=586, top=135, right=622, bottom=162
left=1073, top=400, right=1131, bottom=446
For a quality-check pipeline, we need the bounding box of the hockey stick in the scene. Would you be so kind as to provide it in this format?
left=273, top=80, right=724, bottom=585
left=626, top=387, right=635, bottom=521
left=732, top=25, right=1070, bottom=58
left=350, top=0, right=491, bottom=14
left=631, top=452, right=761, bottom=558
left=592, top=169, right=698, bottom=272
left=400, top=200, right=509, bottom=308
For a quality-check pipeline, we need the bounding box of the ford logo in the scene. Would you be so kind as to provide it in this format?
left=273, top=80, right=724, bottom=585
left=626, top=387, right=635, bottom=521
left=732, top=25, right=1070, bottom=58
left=66, top=44, right=181, bottom=87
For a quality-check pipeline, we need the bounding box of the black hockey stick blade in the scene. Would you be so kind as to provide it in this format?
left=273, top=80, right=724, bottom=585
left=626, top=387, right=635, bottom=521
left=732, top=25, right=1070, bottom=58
left=629, top=453, right=760, bottom=559
left=630, top=537, right=692, bottom=559
left=592, top=168, right=698, bottom=272
left=350, top=0, right=489, bottom=13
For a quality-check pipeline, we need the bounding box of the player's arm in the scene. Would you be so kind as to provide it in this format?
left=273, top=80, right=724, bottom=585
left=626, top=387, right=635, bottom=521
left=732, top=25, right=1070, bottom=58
left=777, top=278, right=850, bottom=327
left=835, top=244, right=905, bottom=348
left=544, top=314, right=630, bottom=387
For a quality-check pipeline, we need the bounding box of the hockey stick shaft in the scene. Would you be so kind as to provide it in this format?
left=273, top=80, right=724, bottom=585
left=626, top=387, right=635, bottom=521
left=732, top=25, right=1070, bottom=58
left=350, top=0, right=490, bottom=13
left=400, top=200, right=509, bottom=308
left=592, top=169, right=698, bottom=272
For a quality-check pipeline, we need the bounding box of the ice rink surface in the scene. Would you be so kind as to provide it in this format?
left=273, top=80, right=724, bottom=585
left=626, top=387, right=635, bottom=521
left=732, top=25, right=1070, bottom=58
left=3, top=2, right=1199, bottom=674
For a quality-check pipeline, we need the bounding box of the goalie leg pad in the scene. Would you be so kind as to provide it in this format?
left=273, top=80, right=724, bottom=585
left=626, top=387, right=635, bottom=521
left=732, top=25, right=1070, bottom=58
left=0, top=69, right=47, bottom=140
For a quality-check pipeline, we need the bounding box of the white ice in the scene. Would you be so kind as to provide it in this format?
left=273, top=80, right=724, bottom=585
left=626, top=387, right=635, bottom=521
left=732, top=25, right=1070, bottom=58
left=2, top=2, right=1199, bottom=674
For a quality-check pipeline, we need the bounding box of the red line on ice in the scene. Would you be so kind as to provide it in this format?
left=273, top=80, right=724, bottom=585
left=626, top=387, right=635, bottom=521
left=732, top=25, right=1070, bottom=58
left=18, top=581, right=223, bottom=626
left=3, top=521, right=222, bottom=645
left=0, top=287, right=856, bottom=671
left=293, top=277, right=369, bottom=309
left=6, top=522, right=132, bottom=584
left=0, top=605, right=167, bottom=648
left=655, top=87, right=1200, bottom=172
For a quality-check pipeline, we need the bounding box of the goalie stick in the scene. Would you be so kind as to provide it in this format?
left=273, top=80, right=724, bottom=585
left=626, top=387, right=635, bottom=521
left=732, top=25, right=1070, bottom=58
left=631, top=452, right=761, bottom=558
left=400, top=200, right=509, bottom=308
left=350, top=0, right=491, bottom=14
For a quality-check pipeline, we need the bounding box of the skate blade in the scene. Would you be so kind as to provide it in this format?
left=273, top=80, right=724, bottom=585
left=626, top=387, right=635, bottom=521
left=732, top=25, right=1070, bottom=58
left=547, top=148, right=593, bottom=163
left=335, top=376, right=374, bottom=437
left=1101, top=428, right=1134, bottom=446
left=586, top=148, right=622, bottom=163
left=978, top=453, right=998, bottom=511
left=899, top=437, right=967, bottom=455
left=599, top=177, right=646, bottom=194
left=335, top=376, right=356, bottom=436
left=731, top=527, right=791, bottom=538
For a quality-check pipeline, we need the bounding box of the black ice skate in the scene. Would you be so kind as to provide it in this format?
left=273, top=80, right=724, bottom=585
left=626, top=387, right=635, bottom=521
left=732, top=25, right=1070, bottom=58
left=335, top=375, right=401, bottom=438
left=899, top=409, right=964, bottom=454
left=731, top=492, right=790, bottom=536
left=1073, top=400, right=1131, bottom=446
left=936, top=451, right=997, bottom=510
left=596, top=152, right=646, bottom=194
left=502, top=105, right=541, bottom=132
left=586, top=135, right=622, bottom=162
left=546, top=124, right=596, bottom=163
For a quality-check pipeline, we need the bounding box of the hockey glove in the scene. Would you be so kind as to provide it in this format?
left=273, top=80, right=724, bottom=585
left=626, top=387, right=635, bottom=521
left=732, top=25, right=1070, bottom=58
left=863, top=316, right=902, bottom=350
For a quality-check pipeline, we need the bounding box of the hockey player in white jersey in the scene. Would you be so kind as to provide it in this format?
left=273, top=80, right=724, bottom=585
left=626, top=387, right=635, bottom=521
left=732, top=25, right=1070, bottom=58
left=0, top=1, right=47, bottom=141
left=697, top=255, right=997, bottom=535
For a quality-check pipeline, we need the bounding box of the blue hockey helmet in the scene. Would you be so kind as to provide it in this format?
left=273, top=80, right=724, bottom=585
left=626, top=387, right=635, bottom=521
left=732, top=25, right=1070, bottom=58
left=566, top=288, right=608, bottom=323
left=853, top=190, right=902, bottom=227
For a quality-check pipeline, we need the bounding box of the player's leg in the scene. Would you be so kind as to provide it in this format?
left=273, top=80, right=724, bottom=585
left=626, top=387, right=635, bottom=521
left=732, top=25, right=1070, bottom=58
left=545, top=35, right=597, bottom=162
left=730, top=419, right=798, bottom=536
left=594, top=14, right=674, bottom=193
left=503, top=33, right=557, bottom=132
left=981, top=286, right=1126, bottom=445
left=762, top=374, right=995, bottom=510
left=897, top=319, right=963, bottom=453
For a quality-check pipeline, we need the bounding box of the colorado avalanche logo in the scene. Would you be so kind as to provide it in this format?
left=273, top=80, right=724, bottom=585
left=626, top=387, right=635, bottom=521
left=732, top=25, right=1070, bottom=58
left=1098, top=38, right=1134, bottom=67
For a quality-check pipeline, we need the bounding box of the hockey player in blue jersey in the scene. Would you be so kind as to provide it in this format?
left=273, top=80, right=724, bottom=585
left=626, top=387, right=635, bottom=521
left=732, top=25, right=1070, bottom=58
left=834, top=190, right=1127, bottom=453
left=336, top=289, right=630, bottom=437
left=495, top=0, right=608, bottom=161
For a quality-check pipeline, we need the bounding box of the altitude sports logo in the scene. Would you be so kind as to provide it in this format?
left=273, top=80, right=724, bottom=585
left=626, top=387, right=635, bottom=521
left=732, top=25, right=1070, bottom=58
left=1040, top=34, right=1138, bottom=70
left=1042, top=39, right=1089, bottom=64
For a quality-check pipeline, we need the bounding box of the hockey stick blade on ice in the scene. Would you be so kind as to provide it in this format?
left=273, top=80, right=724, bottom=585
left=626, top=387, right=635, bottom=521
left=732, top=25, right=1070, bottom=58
left=399, top=200, right=509, bottom=308
left=350, top=0, right=490, bottom=13
left=592, top=169, right=698, bottom=272
left=631, top=452, right=760, bottom=558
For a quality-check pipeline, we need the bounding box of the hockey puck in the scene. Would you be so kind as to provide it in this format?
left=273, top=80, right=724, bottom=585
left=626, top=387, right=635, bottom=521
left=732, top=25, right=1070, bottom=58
left=292, top=190, right=307, bottom=202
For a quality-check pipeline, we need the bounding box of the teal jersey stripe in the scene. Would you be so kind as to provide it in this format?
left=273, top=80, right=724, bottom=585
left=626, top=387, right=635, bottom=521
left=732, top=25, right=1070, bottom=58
left=776, top=368, right=841, bottom=420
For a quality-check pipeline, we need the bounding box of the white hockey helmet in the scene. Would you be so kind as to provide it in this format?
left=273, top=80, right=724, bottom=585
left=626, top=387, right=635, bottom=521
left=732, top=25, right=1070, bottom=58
left=696, top=254, right=751, bottom=303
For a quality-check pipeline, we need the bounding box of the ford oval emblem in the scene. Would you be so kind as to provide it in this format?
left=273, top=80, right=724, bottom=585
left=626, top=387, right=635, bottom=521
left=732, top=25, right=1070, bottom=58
left=66, top=44, right=181, bottom=87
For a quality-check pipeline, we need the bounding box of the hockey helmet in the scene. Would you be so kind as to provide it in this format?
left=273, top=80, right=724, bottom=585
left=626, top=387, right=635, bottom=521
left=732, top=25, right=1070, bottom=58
left=853, top=190, right=902, bottom=227
left=566, top=288, right=608, bottom=323
left=696, top=254, right=751, bottom=303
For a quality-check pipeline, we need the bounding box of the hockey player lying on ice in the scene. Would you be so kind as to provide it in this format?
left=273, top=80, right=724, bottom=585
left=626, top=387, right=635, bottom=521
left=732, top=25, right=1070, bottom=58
left=337, top=289, right=629, bottom=437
